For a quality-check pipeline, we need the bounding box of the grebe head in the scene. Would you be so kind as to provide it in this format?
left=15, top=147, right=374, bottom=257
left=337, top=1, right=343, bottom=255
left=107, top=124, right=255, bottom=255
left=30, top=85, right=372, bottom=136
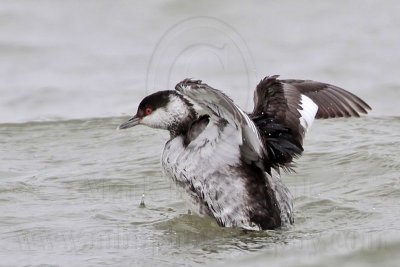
left=119, top=90, right=196, bottom=134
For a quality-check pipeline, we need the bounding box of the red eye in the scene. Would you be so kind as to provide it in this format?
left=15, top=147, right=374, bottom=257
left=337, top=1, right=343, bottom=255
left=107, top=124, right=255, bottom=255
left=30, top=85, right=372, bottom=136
left=145, top=107, right=152, bottom=115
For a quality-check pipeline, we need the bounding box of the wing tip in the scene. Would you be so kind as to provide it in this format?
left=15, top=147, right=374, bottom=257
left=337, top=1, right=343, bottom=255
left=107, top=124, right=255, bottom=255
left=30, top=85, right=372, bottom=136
left=307, top=85, right=372, bottom=119
left=175, top=78, right=203, bottom=91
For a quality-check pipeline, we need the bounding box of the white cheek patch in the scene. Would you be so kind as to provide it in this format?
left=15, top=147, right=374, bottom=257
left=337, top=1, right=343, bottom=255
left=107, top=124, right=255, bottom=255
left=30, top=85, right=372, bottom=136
left=298, top=94, right=318, bottom=132
left=141, top=109, right=168, bottom=128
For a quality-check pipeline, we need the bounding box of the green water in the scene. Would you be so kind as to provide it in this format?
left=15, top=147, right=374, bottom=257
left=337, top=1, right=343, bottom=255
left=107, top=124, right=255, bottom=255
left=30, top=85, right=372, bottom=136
left=1, top=116, right=399, bottom=266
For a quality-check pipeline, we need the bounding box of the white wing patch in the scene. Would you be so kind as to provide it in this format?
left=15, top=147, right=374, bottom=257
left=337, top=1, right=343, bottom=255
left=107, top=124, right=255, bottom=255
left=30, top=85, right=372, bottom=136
left=298, top=94, right=318, bottom=132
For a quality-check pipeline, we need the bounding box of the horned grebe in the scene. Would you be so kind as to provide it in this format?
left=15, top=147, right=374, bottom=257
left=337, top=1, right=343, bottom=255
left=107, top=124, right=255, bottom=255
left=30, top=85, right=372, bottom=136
left=119, top=75, right=370, bottom=230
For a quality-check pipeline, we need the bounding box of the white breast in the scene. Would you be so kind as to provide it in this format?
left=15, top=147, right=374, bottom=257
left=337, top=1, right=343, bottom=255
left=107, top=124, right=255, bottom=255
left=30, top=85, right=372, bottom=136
left=161, top=118, right=262, bottom=230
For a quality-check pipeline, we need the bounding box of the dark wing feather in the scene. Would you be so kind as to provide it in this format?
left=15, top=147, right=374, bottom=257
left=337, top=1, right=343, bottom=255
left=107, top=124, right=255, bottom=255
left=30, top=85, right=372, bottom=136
left=250, top=75, right=307, bottom=170
left=250, top=75, right=371, bottom=170
left=282, top=79, right=371, bottom=119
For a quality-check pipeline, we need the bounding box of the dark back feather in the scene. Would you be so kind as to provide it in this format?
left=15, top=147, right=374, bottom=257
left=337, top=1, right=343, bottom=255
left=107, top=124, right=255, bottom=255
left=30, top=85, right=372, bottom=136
left=250, top=75, right=371, bottom=170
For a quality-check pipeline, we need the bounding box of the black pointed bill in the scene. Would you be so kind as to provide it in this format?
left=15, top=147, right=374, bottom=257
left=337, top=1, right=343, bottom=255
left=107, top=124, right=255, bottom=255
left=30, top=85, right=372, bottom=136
left=118, top=115, right=141, bottom=130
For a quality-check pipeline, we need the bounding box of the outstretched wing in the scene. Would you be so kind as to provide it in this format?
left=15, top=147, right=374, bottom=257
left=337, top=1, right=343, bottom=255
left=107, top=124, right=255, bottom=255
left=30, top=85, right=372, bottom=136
left=250, top=75, right=371, bottom=170
left=175, top=79, right=265, bottom=168
left=282, top=79, right=371, bottom=119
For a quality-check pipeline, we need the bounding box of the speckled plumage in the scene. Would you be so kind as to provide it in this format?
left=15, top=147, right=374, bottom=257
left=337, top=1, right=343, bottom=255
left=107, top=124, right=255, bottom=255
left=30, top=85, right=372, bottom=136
left=119, top=75, right=371, bottom=230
